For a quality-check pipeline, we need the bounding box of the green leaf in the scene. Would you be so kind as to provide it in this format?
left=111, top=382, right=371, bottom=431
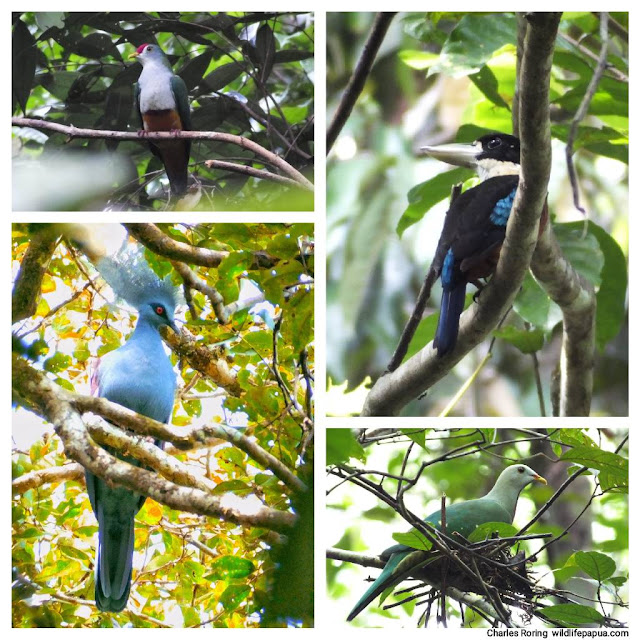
left=326, top=429, right=365, bottom=466
left=203, top=62, right=245, bottom=92
left=493, top=325, right=544, bottom=354
left=554, top=77, right=628, bottom=118
left=559, top=446, right=628, bottom=492
left=281, top=287, right=313, bottom=353
left=43, top=352, right=71, bottom=373
left=401, top=429, right=426, bottom=448
left=205, top=555, right=255, bottom=581
left=398, top=49, right=439, bottom=70
left=539, top=603, right=604, bottom=625
left=391, top=530, right=432, bottom=552
left=469, top=65, right=510, bottom=109
left=436, top=14, right=517, bottom=76
left=212, top=479, right=252, bottom=496
left=397, top=168, right=472, bottom=236
left=468, top=522, right=518, bottom=543
left=607, top=575, right=627, bottom=587
left=574, top=550, right=616, bottom=581
left=219, top=584, right=251, bottom=613
left=554, top=223, right=603, bottom=287
left=584, top=222, right=628, bottom=350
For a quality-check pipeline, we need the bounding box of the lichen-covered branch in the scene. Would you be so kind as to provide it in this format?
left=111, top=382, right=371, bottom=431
left=12, top=229, right=60, bottom=324
left=125, top=222, right=277, bottom=269
left=163, top=325, right=243, bottom=396
left=11, top=463, right=84, bottom=493
left=12, top=354, right=303, bottom=521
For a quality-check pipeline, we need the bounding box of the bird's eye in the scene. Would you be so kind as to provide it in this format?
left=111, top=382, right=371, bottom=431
left=154, top=305, right=165, bottom=316
left=488, top=137, right=502, bottom=149
left=147, top=45, right=153, bottom=52
left=518, top=466, right=525, bottom=473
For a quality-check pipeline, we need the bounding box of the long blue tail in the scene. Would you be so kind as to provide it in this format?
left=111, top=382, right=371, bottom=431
left=434, top=282, right=466, bottom=357
left=95, top=505, right=136, bottom=612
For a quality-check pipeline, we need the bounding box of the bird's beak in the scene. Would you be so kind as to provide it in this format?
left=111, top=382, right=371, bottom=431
left=129, top=51, right=140, bottom=59
left=533, top=474, right=547, bottom=485
left=421, top=141, right=481, bottom=169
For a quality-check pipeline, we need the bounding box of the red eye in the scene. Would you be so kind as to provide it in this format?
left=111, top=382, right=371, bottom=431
left=155, top=305, right=165, bottom=316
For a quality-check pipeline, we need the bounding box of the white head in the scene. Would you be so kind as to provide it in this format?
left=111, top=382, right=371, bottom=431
left=129, top=43, right=171, bottom=69
left=487, top=464, right=547, bottom=499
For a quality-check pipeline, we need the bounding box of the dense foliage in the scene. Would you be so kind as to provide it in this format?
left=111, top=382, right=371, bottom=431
left=12, top=12, right=314, bottom=210
left=12, top=223, right=314, bottom=627
left=327, top=12, right=628, bottom=416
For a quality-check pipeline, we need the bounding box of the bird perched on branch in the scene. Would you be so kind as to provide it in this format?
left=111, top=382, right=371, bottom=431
left=347, top=464, right=546, bottom=621
left=421, top=133, right=546, bottom=356
left=130, top=43, right=191, bottom=196
left=85, top=247, right=179, bottom=612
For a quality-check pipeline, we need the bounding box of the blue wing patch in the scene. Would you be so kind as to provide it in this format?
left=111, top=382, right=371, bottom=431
left=490, top=187, right=517, bottom=226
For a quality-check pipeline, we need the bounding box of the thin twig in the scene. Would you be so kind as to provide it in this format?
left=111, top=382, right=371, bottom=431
left=565, top=12, right=610, bottom=216
left=326, top=13, right=396, bottom=153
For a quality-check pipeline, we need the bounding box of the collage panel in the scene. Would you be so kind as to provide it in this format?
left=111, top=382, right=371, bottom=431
left=12, top=11, right=314, bottom=212
left=12, top=222, right=314, bottom=627
left=10, top=8, right=634, bottom=634
left=326, top=428, right=628, bottom=629
left=326, top=12, right=628, bottom=418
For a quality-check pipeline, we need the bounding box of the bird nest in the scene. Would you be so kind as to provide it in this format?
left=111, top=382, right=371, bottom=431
left=397, top=539, right=534, bottom=601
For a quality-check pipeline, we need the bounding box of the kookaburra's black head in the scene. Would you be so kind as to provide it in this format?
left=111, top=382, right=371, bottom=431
left=422, top=132, right=520, bottom=180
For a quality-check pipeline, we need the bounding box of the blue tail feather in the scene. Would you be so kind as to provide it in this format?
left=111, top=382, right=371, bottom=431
left=434, top=283, right=467, bottom=357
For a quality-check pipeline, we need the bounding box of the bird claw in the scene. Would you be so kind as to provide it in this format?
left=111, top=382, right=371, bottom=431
left=471, top=279, right=486, bottom=303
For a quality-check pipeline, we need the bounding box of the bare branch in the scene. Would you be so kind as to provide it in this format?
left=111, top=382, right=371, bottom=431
left=327, top=13, right=397, bottom=154
left=204, top=159, right=309, bottom=190
left=12, top=117, right=313, bottom=190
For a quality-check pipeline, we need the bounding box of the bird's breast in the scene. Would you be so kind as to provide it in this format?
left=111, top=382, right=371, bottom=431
left=98, top=344, right=176, bottom=422
left=139, top=69, right=178, bottom=112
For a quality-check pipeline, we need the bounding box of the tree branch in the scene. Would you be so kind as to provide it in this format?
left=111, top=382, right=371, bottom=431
left=12, top=354, right=305, bottom=508
left=163, top=325, right=243, bottom=396
left=327, top=13, right=397, bottom=154
left=11, top=463, right=84, bottom=493
left=204, top=159, right=308, bottom=189
left=124, top=223, right=277, bottom=269
left=12, top=229, right=60, bottom=324
left=171, top=259, right=265, bottom=325
left=11, top=117, right=313, bottom=190
left=530, top=228, right=595, bottom=416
